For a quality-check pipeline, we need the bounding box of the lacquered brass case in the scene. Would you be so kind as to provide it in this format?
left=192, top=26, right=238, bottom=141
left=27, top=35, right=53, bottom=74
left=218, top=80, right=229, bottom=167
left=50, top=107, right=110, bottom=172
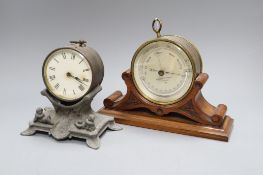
left=131, top=19, right=203, bottom=105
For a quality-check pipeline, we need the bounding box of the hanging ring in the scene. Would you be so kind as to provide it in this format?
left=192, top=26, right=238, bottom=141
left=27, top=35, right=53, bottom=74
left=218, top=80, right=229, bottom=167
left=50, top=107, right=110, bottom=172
left=152, top=18, right=162, bottom=38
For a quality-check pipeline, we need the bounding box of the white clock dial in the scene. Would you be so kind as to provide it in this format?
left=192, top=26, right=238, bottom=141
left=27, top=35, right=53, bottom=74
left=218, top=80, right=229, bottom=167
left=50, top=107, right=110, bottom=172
left=132, top=40, right=194, bottom=104
left=43, top=48, right=92, bottom=102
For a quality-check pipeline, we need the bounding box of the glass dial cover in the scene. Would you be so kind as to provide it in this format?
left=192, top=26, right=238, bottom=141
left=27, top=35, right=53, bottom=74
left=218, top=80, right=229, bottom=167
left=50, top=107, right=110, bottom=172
left=132, top=40, right=194, bottom=104
left=43, top=48, right=92, bottom=102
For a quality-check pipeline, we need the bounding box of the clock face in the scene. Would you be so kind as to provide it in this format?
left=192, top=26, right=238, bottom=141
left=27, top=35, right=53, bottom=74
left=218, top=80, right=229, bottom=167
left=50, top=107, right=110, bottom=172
left=132, top=40, right=194, bottom=104
left=43, top=48, right=92, bottom=102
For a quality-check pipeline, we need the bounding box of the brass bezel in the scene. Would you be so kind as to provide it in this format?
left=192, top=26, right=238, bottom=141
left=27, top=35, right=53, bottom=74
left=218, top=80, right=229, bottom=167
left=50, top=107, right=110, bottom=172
left=174, top=35, right=203, bottom=73
left=131, top=36, right=199, bottom=105
left=42, top=47, right=94, bottom=102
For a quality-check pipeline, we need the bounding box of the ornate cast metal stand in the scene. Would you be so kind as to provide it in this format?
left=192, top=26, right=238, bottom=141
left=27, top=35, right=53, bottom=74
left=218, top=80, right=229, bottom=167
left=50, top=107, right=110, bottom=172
left=21, top=86, right=122, bottom=149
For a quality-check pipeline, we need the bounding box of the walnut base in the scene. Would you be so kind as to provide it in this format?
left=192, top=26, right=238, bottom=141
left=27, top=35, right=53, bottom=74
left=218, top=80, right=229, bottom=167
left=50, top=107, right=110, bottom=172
left=98, top=70, right=234, bottom=142
left=98, top=106, right=233, bottom=141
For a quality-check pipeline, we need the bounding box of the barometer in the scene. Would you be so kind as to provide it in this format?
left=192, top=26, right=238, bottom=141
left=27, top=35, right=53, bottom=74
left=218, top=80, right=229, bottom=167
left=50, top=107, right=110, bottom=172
left=22, top=40, right=121, bottom=149
left=99, top=19, right=233, bottom=141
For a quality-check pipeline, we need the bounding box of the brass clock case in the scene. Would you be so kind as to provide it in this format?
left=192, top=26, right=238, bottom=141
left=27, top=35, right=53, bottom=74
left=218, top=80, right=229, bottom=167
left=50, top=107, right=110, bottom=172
left=131, top=19, right=203, bottom=105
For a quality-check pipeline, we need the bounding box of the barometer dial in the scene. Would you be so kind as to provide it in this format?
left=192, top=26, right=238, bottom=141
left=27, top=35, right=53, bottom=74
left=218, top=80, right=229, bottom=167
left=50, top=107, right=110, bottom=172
left=131, top=18, right=202, bottom=105
left=132, top=40, right=194, bottom=104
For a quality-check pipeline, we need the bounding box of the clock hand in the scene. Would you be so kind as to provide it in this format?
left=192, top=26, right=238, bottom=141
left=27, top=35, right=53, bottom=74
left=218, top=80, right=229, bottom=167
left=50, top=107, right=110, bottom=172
left=75, top=77, right=88, bottom=86
left=74, top=77, right=88, bottom=87
left=66, top=72, right=88, bottom=86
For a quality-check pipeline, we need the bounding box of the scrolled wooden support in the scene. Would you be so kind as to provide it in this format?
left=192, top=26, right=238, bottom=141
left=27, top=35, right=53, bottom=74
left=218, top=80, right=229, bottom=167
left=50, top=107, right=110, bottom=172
left=195, top=73, right=208, bottom=89
left=99, top=70, right=234, bottom=141
left=104, top=91, right=123, bottom=107
left=103, top=70, right=227, bottom=127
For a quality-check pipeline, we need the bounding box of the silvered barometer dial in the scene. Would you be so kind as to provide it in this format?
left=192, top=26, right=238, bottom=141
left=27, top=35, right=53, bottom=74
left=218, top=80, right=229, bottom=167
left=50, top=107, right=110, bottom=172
left=131, top=19, right=202, bottom=104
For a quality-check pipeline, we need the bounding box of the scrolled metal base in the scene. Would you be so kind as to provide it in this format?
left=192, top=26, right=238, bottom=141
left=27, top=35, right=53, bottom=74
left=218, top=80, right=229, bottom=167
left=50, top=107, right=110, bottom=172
left=21, top=86, right=122, bottom=149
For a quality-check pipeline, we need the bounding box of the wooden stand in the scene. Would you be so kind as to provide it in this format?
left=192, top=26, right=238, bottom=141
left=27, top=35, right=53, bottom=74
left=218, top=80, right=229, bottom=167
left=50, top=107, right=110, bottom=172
left=98, top=70, right=233, bottom=141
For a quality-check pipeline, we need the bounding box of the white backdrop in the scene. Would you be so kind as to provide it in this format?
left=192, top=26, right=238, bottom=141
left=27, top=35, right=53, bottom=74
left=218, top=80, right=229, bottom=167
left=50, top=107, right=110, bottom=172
left=0, top=0, right=262, bottom=174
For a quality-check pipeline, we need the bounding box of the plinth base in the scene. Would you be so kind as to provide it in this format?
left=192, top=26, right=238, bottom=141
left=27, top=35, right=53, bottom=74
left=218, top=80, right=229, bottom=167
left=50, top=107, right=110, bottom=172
left=98, top=107, right=233, bottom=142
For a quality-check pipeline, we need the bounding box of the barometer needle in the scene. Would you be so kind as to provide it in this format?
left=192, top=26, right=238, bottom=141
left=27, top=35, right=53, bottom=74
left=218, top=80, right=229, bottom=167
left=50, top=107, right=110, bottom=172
left=148, top=66, right=180, bottom=76
left=164, top=71, right=181, bottom=76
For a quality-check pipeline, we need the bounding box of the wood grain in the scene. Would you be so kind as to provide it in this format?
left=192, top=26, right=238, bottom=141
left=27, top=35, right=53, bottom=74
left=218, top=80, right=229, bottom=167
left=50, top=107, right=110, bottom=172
left=98, top=107, right=233, bottom=141
left=99, top=70, right=234, bottom=141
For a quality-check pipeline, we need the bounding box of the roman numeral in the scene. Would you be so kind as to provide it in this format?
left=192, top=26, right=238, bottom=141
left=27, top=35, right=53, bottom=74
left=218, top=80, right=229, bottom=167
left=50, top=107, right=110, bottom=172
left=63, top=88, right=66, bottom=95
left=49, top=75, right=55, bottom=81
left=54, top=83, right=60, bottom=89
left=54, top=58, right=59, bottom=63
left=83, top=78, right=89, bottom=82
left=49, top=67, right=55, bottom=71
left=73, top=90, right=76, bottom=95
left=83, top=68, right=90, bottom=72
left=71, top=54, right=75, bottom=60
left=78, top=84, right=85, bottom=91
left=79, top=59, right=84, bottom=64
left=62, top=52, right=66, bottom=59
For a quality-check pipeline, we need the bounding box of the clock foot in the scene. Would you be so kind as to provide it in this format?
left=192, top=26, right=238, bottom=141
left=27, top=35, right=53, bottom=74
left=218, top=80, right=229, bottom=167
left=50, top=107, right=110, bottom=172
left=108, top=122, right=123, bottom=131
left=20, top=127, right=36, bottom=136
left=86, top=137, right=100, bottom=149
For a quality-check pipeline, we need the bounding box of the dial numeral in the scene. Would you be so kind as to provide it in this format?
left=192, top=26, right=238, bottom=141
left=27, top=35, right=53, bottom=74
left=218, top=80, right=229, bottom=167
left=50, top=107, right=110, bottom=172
left=54, top=83, right=60, bottom=89
left=63, top=88, right=66, bottom=95
left=71, top=54, right=75, bottom=60
left=79, top=59, right=84, bottom=64
left=78, top=84, right=85, bottom=91
left=49, top=67, right=55, bottom=71
left=140, top=76, right=145, bottom=81
left=49, top=75, right=55, bottom=81
left=169, top=53, right=175, bottom=57
left=83, top=68, right=90, bottom=72
left=54, top=58, right=59, bottom=63
left=62, top=52, right=66, bottom=59
left=73, top=90, right=76, bottom=95
left=185, top=69, right=192, bottom=73
left=83, top=78, right=89, bottom=82
left=146, top=57, right=151, bottom=63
